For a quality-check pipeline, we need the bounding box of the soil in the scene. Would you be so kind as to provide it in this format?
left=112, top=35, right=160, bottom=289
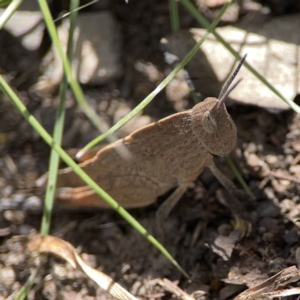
left=1, top=0, right=300, bottom=299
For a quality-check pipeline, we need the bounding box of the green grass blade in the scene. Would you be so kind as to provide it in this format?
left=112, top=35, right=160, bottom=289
left=0, top=0, right=22, bottom=28
left=169, top=0, right=180, bottom=32
left=179, top=0, right=300, bottom=114
left=40, top=0, right=79, bottom=236
left=76, top=0, right=231, bottom=160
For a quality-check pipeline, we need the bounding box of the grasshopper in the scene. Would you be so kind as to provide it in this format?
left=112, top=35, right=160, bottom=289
left=55, top=55, right=247, bottom=226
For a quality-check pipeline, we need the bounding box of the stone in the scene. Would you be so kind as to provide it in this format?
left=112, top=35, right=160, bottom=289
left=57, top=11, right=123, bottom=85
left=0, top=9, right=43, bottom=51
left=161, top=13, right=300, bottom=111
left=36, top=11, right=123, bottom=94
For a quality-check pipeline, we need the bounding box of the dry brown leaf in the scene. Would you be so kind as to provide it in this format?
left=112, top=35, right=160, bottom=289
left=234, top=266, right=300, bottom=300
left=210, top=230, right=241, bottom=260
left=263, top=287, right=300, bottom=298
left=28, top=234, right=138, bottom=300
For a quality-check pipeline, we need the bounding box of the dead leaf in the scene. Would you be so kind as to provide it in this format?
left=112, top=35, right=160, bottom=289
left=234, top=266, right=300, bottom=299
left=28, top=234, right=138, bottom=300
left=210, top=230, right=241, bottom=260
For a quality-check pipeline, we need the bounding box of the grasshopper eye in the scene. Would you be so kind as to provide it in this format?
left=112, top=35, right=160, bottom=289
left=202, top=111, right=217, bottom=134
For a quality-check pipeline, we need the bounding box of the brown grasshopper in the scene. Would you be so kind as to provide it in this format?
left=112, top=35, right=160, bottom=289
left=55, top=55, right=247, bottom=226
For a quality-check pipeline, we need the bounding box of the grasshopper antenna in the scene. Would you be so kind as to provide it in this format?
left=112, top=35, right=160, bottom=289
left=217, top=54, right=247, bottom=108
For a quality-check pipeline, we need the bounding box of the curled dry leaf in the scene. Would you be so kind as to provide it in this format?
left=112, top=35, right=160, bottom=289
left=28, top=234, right=138, bottom=300
left=234, top=266, right=300, bottom=300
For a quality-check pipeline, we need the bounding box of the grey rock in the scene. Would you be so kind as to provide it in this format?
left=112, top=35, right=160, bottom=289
left=161, top=14, right=300, bottom=110
left=73, top=12, right=123, bottom=84
left=39, top=11, right=123, bottom=92
left=23, top=195, right=42, bottom=211
left=0, top=9, right=43, bottom=51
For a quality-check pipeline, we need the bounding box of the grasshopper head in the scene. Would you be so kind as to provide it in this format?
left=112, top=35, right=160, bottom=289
left=191, top=97, right=237, bottom=156
left=191, top=54, right=246, bottom=156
